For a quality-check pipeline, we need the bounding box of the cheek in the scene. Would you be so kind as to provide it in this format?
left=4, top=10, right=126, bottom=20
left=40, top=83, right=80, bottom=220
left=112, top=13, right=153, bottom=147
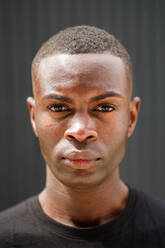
left=100, top=112, right=129, bottom=145
left=35, top=112, right=66, bottom=148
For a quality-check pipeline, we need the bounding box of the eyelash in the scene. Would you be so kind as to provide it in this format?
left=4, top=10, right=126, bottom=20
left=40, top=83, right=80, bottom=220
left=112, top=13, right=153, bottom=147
left=47, top=103, right=116, bottom=113
left=47, top=104, right=70, bottom=112
left=94, top=104, right=115, bottom=112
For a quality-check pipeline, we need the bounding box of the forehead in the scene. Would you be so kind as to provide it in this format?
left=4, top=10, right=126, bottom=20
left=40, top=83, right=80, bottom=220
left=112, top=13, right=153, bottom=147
left=34, top=53, right=129, bottom=96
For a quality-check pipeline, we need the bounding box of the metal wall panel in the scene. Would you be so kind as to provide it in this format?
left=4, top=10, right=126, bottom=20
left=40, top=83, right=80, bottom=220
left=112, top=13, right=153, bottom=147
left=0, top=0, right=164, bottom=210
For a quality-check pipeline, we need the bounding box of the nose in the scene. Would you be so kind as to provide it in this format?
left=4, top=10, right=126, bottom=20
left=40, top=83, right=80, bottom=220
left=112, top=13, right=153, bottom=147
left=64, top=114, right=98, bottom=142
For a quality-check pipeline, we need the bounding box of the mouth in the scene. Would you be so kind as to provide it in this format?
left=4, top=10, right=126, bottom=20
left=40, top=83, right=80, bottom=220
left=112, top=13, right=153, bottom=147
left=61, top=156, right=101, bottom=170
left=60, top=150, right=102, bottom=170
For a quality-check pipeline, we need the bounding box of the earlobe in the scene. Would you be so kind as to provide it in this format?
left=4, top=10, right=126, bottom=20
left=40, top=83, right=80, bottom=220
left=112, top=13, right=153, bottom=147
left=26, top=97, right=38, bottom=137
left=128, top=97, right=141, bottom=138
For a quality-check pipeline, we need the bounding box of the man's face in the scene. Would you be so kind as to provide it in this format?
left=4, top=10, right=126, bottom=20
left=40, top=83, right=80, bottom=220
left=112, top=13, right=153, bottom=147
left=28, top=53, right=140, bottom=189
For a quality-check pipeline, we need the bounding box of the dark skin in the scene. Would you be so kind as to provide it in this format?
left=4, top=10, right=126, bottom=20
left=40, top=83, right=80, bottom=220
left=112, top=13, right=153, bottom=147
left=27, top=53, right=140, bottom=228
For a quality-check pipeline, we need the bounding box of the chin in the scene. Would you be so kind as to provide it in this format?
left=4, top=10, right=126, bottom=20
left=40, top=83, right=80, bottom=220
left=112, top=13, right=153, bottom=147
left=52, top=166, right=109, bottom=191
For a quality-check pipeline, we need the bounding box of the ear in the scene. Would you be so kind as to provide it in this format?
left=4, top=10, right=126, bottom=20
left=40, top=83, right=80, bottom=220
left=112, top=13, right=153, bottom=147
left=26, top=97, right=38, bottom=137
left=128, top=97, right=141, bottom=138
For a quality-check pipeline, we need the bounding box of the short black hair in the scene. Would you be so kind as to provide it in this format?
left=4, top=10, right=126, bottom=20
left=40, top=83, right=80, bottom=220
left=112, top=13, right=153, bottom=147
left=32, top=25, right=132, bottom=82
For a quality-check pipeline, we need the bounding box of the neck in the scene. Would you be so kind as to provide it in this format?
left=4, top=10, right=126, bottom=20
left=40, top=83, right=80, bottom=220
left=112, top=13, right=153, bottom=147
left=39, top=167, right=129, bottom=228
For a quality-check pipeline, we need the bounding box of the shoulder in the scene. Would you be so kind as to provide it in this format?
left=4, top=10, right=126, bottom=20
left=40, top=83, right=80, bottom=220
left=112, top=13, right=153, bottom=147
left=0, top=195, right=37, bottom=223
left=134, top=188, right=165, bottom=232
left=135, top=188, right=165, bottom=217
left=0, top=195, right=38, bottom=245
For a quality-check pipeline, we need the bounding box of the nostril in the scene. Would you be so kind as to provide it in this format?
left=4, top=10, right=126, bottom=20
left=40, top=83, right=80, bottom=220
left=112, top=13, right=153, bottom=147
left=87, top=135, right=94, bottom=140
left=68, top=135, right=74, bottom=140
left=65, top=132, right=97, bottom=142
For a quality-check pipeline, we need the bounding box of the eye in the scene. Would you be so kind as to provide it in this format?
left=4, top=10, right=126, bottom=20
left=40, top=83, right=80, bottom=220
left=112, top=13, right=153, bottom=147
left=94, top=104, right=115, bottom=112
left=47, top=104, right=70, bottom=112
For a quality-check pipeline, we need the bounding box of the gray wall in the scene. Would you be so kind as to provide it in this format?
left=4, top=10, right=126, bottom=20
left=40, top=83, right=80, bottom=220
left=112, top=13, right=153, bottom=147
left=0, top=0, right=164, bottom=211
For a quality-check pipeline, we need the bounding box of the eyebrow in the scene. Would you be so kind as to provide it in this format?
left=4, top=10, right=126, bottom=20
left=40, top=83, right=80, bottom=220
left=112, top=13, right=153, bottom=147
left=42, top=91, right=123, bottom=103
left=90, top=91, right=123, bottom=102
left=42, top=94, right=73, bottom=103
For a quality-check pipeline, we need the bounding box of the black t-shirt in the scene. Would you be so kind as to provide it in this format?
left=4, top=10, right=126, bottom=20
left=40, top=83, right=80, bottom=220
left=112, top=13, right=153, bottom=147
left=0, top=187, right=165, bottom=247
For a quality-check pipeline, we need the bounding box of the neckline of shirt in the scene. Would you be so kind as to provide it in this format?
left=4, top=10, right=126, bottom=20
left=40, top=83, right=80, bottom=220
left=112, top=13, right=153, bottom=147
left=28, top=185, right=137, bottom=241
